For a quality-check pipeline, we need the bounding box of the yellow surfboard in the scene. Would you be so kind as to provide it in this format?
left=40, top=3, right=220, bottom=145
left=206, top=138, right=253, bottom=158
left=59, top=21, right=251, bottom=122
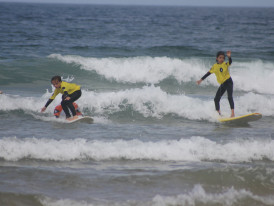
left=219, top=113, right=262, bottom=124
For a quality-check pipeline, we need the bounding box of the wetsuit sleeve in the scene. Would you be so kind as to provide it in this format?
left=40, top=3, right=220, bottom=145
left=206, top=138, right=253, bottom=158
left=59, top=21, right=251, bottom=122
left=201, top=71, right=211, bottom=80
left=45, top=88, right=59, bottom=107
left=228, top=57, right=232, bottom=65
left=45, top=99, right=53, bottom=107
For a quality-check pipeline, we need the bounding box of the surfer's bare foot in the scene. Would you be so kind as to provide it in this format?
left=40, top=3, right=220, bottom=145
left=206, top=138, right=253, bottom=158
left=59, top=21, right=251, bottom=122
left=70, top=116, right=78, bottom=121
left=66, top=116, right=78, bottom=121
left=231, top=109, right=235, bottom=117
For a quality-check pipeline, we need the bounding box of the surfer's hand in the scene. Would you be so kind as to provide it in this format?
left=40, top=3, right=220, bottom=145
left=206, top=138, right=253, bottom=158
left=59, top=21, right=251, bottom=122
left=65, top=96, right=71, bottom=101
left=41, top=107, right=46, bottom=112
left=196, top=79, right=202, bottom=85
left=227, top=51, right=231, bottom=58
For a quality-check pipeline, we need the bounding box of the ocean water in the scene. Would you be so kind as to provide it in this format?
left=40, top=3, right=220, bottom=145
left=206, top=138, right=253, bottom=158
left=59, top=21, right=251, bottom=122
left=1, top=2, right=274, bottom=206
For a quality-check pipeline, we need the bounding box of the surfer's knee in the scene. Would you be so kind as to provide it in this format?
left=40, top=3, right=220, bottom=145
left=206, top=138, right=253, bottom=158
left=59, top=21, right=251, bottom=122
left=228, top=96, right=234, bottom=103
left=214, top=96, right=220, bottom=103
left=228, top=96, right=233, bottom=103
left=61, top=100, right=70, bottom=106
left=228, top=96, right=234, bottom=109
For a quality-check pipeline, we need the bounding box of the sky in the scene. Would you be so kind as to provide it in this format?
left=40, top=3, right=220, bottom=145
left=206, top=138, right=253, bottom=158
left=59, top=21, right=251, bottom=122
left=1, top=0, right=274, bottom=7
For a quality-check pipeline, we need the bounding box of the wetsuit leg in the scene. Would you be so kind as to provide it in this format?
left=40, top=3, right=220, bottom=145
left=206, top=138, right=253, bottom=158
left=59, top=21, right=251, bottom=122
left=61, top=100, right=72, bottom=118
left=226, top=78, right=234, bottom=109
left=214, top=78, right=234, bottom=111
left=61, top=90, right=82, bottom=118
left=214, top=84, right=227, bottom=111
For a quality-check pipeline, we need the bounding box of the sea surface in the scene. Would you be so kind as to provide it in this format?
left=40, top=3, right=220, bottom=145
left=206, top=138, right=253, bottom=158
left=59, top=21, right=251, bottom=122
left=1, top=2, right=274, bottom=206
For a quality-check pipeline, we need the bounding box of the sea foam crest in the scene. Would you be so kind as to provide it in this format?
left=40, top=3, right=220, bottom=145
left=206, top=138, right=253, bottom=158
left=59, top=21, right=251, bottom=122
left=80, top=86, right=274, bottom=119
left=48, top=54, right=211, bottom=84
left=49, top=54, right=274, bottom=94
left=1, top=86, right=274, bottom=120
left=80, top=85, right=215, bottom=121
left=1, top=136, right=274, bottom=162
left=153, top=184, right=274, bottom=206
left=38, top=184, right=274, bottom=206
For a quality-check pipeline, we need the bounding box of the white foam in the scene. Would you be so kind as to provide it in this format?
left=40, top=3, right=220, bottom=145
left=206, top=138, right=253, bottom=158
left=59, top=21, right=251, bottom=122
left=80, top=86, right=216, bottom=121
left=75, top=86, right=274, bottom=119
left=1, top=86, right=274, bottom=120
left=153, top=184, right=274, bottom=206
left=48, top=54, right=210, bottom=84
left=38, top=184, right=274, bottom=206
left=233, top=61, right=274, bottom=94
left=0, top=93, right=45, bottom=112
left=1, top=136, right=274, bottom=162
left=0, top=86, right=216, bottom=121
left=235, top=92, right=274, bottom=116
left=49, top=54, right=274, bottom=94
left=40, top=198, right=92, bottom=206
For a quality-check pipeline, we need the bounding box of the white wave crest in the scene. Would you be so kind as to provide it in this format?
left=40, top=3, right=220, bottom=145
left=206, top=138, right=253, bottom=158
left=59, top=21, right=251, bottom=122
left=48, top=54, right=210, bottom=84
left=39, top=184, right=274, bottom=206
left=1, top=136, right=274, bottom=162
left=1, top=86, right=274, bottom=120
left=49, top=54, right=274, bottom=94
left=80, top=85, right=216, bottom=121
left=153, top=184, right=274, bottom=206
left=80, top=86, right=274, bottom=119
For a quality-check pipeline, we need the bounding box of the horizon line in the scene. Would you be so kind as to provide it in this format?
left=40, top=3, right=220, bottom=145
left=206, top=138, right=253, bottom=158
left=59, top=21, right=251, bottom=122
left=0, top=1, right=274, bottom=8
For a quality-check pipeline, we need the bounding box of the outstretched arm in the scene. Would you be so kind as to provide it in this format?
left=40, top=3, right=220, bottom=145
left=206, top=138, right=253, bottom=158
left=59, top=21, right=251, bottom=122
left=197, top=71, right=211, bottom=85
left=227, top=51, right=231, bottom=58
left=41, top=99, right=53, bottom=112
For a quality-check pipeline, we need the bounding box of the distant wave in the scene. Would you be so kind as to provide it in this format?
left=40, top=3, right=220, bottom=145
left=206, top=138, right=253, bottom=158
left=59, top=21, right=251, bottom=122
left=1, top=136, right=274, bottom=163
left=49, top=54, right=274, bottom=94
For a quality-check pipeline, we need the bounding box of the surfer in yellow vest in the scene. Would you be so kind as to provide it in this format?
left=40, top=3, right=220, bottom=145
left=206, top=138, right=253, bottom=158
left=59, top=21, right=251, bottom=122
left=197, top=51, right=235, bottom=117
left=41, top=76, right=82, bottom=121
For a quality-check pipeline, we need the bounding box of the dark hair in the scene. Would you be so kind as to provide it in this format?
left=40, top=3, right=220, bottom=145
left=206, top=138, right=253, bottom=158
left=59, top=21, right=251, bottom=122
left=216, top=51, right=225, bottom=58
left=51, top=75, right=62, bottom=82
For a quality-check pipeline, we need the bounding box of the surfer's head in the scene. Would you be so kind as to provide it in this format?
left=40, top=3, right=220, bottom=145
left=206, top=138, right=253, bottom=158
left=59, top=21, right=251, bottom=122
left=216, top=51, right=225, bottom=64
left=51, top=75, right=62, bottom=88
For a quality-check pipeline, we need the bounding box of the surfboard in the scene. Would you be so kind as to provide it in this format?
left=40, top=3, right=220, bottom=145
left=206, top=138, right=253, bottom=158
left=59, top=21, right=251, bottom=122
left=66, top=116, right=94, bottom=124
left=219, top=113, right=262, bottom=124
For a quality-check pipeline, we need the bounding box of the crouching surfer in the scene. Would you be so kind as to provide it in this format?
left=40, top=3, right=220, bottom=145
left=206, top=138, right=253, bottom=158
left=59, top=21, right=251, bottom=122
left=41, top=76, right=82, bottom=121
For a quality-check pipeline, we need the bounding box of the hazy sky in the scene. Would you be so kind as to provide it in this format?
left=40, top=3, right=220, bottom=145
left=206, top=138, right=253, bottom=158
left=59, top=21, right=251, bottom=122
left=1, top=0, right=274, bottom=7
